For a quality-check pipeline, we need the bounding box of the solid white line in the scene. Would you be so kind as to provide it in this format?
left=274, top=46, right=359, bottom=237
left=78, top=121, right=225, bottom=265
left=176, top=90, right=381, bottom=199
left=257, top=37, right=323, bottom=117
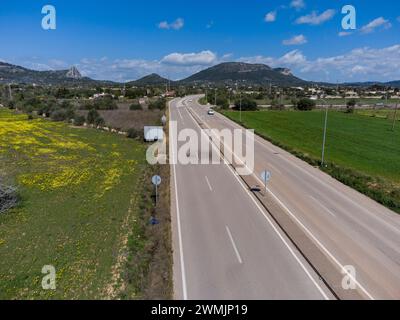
left=185, top=101, right=330, bottom=300
left=177, top=108, right=184, bottom=121
left=190, top=98, right=375, bottom=300
left=205, top=175, right=213, bottom=192
left=226, top=226, right=243, bottom=264
left=309, top=196, right=337, bottom=218
left=170, top=100, right=188, bottom=300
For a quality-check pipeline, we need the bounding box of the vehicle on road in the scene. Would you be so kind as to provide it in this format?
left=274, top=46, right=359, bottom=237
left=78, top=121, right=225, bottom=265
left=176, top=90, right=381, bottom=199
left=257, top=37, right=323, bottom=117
left=207, top=109, right=215, bottom=115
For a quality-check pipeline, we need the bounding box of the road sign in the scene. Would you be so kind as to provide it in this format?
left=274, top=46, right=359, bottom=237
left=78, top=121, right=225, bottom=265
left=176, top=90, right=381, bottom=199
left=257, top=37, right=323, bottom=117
left=152, top=175, right=162, bottom=186
left=261, top=170, right=271, bottom=193
left=261, top=171, right=271, bottom=183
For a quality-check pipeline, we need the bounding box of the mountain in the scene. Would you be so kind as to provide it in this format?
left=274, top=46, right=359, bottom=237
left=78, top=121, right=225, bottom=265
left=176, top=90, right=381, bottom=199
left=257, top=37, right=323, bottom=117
left=130, top=73, right=170, bottom=86
left=0, top=62, right=109, bottom=86
left=179, top=62, right=307, bottom=86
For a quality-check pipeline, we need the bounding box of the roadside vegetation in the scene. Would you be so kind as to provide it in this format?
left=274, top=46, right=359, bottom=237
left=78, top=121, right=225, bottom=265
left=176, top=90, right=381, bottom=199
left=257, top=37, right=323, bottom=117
left=0, top=107, right=171, bottom=299
left=222, top=109, right=400, bottom=214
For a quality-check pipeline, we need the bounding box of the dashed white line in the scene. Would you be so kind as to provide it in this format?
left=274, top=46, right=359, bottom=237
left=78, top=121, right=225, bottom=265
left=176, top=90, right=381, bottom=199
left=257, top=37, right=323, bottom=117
left=309, top=196, right=337, bottom=218
left=205, top=175, right=213, bottom=192
left=226, top=226, right=243, bottom=264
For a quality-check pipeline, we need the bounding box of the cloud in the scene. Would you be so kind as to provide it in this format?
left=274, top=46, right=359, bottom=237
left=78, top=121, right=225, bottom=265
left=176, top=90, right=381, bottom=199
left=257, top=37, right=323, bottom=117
left=158, top=18, right=184, bottom=30
left=338, top=31, right=352, bottom=37
left=295, top=9, right=336, bottom=25
left=283, top=34, right=307, bottom=45
left=360, top=17, right=392, bottom=34
left=239, top=44, right=400, bottom=82
left=161, top=50, right=217, bottom=66
left=290, top=0, right=305, bottom=10
left=206, top=21, right=214, bottom=29
left=265, top=11, right=277, bottom=22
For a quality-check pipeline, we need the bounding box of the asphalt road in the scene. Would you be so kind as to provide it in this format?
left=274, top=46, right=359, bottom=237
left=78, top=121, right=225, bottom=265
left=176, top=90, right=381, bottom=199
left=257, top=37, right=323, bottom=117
left=170, top=97, right=334, bottom=300
left=183, top=95, right=400, bottom=300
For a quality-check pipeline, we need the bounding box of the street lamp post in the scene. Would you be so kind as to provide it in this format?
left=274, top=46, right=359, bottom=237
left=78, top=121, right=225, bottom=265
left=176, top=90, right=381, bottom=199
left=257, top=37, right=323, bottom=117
left=392, top=103, right=398, bottom=131
left=321, top=99, right=329, bottom=167
left=239, top=92, right=242, bottom=122
left=214, top=88, right=217, bottom=107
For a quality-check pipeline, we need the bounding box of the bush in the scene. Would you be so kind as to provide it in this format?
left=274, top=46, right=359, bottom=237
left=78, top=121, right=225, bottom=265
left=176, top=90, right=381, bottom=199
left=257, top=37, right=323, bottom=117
left=50, top=109, right=68, bottom=121
left=87, top=109, right=100, bottom=125
left=74, top=115, right=85, bottom=126
left=216, top=97, right=229, bottom=109
left=95, top=117, right=105, bottom=127
left=346, top=99, right=357, bottom=114
left=127, top=128, right=143, bottom=140
left=296, top=98, right=316, bottom=111
left=233, top=98, right=258, bottom=111
left=149, top=98, right=166, bottom=110
left=130, top=103, right=143, bottom=111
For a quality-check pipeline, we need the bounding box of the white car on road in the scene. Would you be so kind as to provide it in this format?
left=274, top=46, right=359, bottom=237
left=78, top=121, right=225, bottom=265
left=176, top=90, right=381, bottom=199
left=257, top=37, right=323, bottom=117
left=207, top=109, right=215, bottom=115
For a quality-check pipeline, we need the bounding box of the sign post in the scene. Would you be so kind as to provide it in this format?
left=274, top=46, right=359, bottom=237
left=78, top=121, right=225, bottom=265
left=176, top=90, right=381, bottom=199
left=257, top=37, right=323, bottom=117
left=261, top=170, right=271, bottom=194
left=152, top=175, right=162, bottom=206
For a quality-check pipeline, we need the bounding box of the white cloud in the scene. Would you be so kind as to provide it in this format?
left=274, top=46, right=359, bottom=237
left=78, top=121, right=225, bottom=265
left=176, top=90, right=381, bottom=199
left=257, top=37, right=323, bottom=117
left=158, top=18, right=184, bottom=30
left=360, top=17, right=392, bottom=34
left=265, top=11, right=277, bottom=22
left=161, top=50, right=217, bottom=66
left=290, top=0, right=305, bottom=10
left=206, top=21, right=214, bottom=29
left=338, top=31, right=352, bottom=37
left=283, top=34, right=307, bottom=45
left=239, top=44, right=400, bottom=82
left=295, top=9, right=336, bottom=25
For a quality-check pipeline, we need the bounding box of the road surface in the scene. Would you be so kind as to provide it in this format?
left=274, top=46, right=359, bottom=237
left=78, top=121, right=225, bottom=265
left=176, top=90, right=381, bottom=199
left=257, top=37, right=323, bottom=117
left=180, top=95, right=400, bottom=300
left=170, top=97, right=334, bottom=300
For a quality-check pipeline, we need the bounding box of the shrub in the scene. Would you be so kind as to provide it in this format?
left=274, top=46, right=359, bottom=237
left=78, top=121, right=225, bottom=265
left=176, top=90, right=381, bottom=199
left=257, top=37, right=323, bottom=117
left=233, top=98, right=258, bottom=111
left=95, top=117, right=105, bottom=127
left=87, top=109, right=100, bottom=125
left=130, top=103, right=143, bottom=111
left=50, top=109, right=68, bottom=121
left=346, top=99, right=357, bottom=114
left=74, top=115, right=85, bottom=126
left=127, top=128, right=143, bottom=140
left=296, top=98, right=316, bottom=111
left=149, top=98, right=166, bottom=110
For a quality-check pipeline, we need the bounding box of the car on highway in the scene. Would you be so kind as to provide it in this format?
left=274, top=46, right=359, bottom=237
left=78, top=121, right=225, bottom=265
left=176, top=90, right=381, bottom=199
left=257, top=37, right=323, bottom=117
left=207, top=109, right=215, bottom=115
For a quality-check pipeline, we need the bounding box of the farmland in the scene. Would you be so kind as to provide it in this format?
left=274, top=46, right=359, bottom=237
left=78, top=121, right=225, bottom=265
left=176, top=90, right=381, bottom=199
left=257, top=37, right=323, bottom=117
left=222, top=109, right=400, bottom=213
left=0, top=108, right=168, bottom=299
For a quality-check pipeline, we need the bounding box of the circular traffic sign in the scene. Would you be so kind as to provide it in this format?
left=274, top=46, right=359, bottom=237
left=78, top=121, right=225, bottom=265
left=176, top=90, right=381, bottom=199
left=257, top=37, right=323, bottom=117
left=152, top=175, right=162, bottom=186
left=261, top=171, right=272, bottom=183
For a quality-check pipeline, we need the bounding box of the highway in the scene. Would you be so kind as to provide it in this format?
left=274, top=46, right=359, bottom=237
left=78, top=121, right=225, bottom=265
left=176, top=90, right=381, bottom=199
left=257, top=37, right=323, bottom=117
left=176, top=95, right=400, bottom=300
left=170, top=97, right=334, bottom=300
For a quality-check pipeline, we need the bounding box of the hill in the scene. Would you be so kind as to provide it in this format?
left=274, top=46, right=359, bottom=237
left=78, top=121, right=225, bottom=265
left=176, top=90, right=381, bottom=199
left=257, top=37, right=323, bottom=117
left=130, top=73, right=171, bottom=86
left=0, top=62, right=111, bottom=86
left=179, top=62, right=307, bottom=86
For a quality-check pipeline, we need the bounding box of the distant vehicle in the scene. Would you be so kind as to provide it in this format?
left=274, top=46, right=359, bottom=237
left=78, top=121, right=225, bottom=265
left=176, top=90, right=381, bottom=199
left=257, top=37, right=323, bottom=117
left=207, top=109, right=215, bottom=115
left=188, top=99, right=193, bottom=102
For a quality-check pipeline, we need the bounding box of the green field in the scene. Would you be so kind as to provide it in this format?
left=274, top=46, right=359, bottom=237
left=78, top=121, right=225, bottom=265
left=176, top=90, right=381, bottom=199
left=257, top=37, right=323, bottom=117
left=222, top=109, right=400, bottom=212
left=0, top=108, right=150, bottom=299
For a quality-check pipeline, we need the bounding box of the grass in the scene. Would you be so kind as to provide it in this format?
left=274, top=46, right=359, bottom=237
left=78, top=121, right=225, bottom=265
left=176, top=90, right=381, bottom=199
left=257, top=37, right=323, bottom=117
left=0, top=108, right=161, bottom=299
left=222, top=109, right=400, bottom=213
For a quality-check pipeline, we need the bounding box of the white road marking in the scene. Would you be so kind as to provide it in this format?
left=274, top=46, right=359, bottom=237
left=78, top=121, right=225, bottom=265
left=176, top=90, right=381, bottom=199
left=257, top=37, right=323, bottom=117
left=309, top=196, right=337, bottom=218
left=170, top=100, right=188, bottom=300
left=185, top=101, right=330, bottom=300
left=177, top=108, right=184, bottom=121
left=226, top=226, right=243, bottom=264
left=205, top=176, right=213, bottom=192
left=190, top=98, right=375, bottom=300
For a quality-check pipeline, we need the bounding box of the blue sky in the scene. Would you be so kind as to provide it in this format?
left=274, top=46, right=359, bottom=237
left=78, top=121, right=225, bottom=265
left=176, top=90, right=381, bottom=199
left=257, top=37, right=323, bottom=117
left=1, top=0, right=399, bottom=82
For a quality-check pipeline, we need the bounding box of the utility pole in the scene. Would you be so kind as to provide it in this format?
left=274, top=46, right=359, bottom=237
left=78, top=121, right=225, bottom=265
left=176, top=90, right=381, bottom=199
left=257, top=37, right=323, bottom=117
left=214, top=88, right=217, bottom=106
left=321, top=100, right=329, bottom=167
left=392, top=103, right=398, bottom=131
left=239, top=92, right=242, bottom=122
left=8, top=84, right=12, bottom=101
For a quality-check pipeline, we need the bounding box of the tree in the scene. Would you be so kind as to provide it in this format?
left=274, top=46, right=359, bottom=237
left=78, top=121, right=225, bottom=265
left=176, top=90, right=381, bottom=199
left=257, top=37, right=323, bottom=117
left=73, top=115, right=86, bottom=126
left=296, top=98, right=316, bottom=111
left=129, top=103, right=143, bottom=110
left=346, top=99, right=356, bottom=114
left=95, top=116, right=105, bottom=127
left=233, top=98, right=258, bottom=111
left=87, top=109, right=100, bottom=125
